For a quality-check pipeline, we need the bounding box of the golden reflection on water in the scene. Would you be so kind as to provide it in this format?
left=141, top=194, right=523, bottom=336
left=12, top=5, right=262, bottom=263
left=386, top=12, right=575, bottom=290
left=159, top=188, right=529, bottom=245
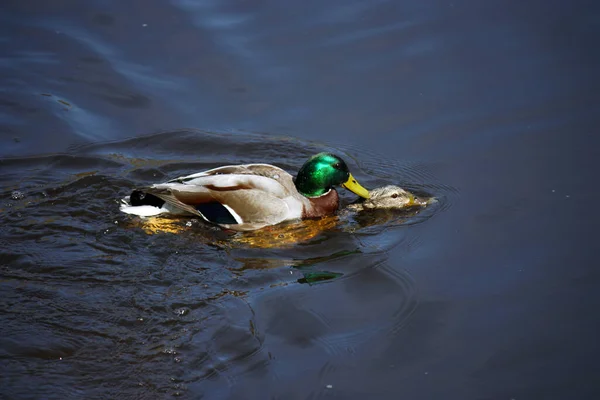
left=231, top=216, right=340, bottom=248
left=128, top=203, right=431, bottom=252
left=131, top=214, right=340, bottom=249
left=133, top=216, right=188, bottom=235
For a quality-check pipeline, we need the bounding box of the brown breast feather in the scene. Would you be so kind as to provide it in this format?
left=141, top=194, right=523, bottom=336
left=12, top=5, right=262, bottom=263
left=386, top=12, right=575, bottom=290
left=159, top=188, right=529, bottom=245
left=302, top=189, right=340, bottom=218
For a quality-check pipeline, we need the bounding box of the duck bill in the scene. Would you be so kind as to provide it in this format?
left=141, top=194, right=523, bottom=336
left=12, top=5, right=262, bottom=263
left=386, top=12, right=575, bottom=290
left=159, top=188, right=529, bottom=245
left=342, top=174, right=370, bottom=199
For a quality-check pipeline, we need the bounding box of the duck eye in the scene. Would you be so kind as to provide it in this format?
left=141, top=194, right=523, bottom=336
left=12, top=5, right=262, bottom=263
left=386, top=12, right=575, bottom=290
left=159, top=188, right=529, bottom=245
left=333, top=163, right=341, bottom=169
left=391, top=193, right=399, bottom=199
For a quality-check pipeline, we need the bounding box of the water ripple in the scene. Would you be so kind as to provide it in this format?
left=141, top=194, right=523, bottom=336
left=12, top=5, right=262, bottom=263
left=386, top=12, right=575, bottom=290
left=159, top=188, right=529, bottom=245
left=0, top=129, right=443, bottom=398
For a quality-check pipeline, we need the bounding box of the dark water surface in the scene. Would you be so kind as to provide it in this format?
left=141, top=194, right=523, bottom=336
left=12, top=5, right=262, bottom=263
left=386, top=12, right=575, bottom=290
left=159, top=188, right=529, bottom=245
left=1, top=1, right=599, bottom=399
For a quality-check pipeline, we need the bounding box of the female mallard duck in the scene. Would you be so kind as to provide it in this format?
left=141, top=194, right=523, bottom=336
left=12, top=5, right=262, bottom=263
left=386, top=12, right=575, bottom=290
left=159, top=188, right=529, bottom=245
left=346, top=185, right=435, bottom=211
left=120, top=153, right=370, bottom=231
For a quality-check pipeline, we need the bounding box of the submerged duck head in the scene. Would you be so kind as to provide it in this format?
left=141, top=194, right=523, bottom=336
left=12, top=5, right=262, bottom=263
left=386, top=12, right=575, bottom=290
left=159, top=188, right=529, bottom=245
left=363, top=185, right=416, bottom=209
left=348, top=185, right=434, bottom=211
left=295, top=153, right=370, bottom=199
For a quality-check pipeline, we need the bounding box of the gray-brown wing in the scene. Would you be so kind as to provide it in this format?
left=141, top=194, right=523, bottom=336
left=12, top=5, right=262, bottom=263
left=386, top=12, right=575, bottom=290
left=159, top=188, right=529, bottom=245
left=170, top=163, right=297, bottom=195
left=145, top=177, right=293, bottom=226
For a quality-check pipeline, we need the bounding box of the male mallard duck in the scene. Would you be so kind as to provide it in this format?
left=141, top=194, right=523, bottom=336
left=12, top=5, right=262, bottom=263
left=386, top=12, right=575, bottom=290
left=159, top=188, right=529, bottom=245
left=120, top=153, right=370, bottom=231
left=346, top=185, right=434, bottom=211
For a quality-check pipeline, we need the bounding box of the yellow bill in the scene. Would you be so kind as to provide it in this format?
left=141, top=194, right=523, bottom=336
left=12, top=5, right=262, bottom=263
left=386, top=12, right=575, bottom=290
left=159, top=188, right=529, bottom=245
left=342, top=173, right=370, bottom=199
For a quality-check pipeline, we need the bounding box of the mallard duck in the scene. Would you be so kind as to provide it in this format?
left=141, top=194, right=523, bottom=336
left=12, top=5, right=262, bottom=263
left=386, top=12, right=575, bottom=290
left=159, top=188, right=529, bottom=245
left=346, top=185, right=434, bottom=211
left=120, top=153, right=370, bottom=231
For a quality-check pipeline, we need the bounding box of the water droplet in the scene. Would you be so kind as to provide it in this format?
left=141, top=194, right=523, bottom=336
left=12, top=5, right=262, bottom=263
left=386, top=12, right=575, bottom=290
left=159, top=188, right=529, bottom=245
left=326, top=384, right=333, bottom=389
left=142, top=23, right=148, bottom=27
left=174, top=357, right=182, bottom=363
left=185, top=221, right=192, bottom=227
left=175, top=308, right=189, bottom=316
left=11, top=191, right=25, bottom=200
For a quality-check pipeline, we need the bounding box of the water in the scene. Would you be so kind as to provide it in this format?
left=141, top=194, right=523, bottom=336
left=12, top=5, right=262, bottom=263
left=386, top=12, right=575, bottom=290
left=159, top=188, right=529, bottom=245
left=1, top=1, right=599, bottom=399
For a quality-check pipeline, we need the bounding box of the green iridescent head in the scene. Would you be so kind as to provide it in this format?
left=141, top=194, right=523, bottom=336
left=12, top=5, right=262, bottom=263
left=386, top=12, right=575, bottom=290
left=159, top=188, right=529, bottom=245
left=295, top=153, right=370, bottom=198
